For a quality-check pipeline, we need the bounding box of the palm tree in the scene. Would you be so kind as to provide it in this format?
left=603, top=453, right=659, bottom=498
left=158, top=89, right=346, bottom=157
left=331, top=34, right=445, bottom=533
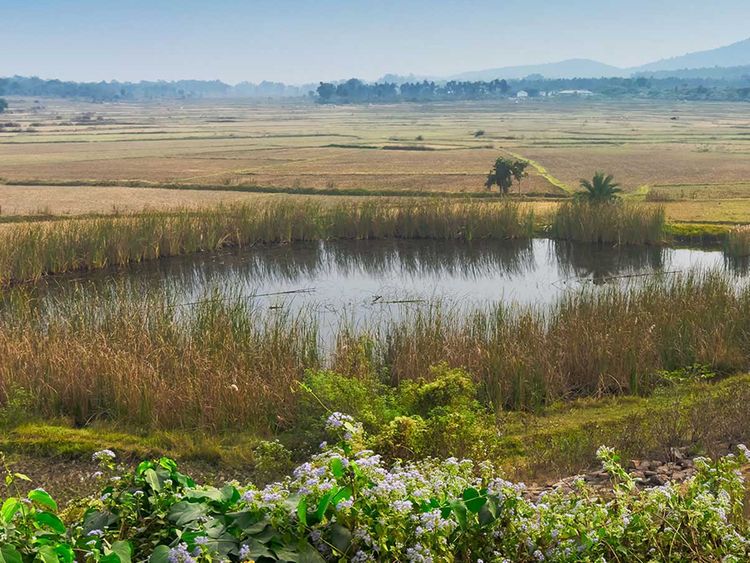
left=576, top=172, right=622, bottom=203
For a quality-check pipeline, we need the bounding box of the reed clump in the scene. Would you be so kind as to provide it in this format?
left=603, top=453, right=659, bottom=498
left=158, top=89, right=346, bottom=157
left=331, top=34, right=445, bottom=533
left=550, top=201, right=665, bottom=245
left=725, top=225, right=750, bottom=257
left=0, top=200, right=533, bottom=285
left=0, top=271, right=747, bottom=432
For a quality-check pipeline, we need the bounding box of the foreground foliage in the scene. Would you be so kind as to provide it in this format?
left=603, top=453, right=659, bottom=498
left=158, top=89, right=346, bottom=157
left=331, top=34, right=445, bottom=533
left=2, top=418, right=750, bottom=562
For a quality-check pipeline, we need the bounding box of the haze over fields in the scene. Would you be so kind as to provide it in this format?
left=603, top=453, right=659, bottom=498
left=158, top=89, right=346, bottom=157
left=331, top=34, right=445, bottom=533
left=2, top=0, right=750, bottom=84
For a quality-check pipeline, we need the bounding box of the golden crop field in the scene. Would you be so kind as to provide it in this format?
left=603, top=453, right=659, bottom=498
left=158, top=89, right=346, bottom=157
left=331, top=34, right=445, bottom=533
left=1, top=96, right=749, bottom=221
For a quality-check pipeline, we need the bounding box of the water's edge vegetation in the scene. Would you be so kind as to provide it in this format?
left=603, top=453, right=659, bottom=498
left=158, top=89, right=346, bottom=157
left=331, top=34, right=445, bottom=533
left=0, top=199, right=673, bottom=285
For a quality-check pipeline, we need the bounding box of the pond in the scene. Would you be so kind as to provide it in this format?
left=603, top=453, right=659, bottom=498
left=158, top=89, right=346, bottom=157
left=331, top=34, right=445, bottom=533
left=30, top=239, right=744, bottom=326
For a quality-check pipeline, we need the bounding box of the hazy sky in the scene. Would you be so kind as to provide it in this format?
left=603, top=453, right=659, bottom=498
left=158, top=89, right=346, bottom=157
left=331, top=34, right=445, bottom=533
left=2, top=0, right=749, bottom=84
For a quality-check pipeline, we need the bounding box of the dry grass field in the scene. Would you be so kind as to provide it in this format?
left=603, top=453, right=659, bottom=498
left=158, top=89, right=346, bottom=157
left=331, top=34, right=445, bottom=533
left=1, top=97, right=749, bottom=222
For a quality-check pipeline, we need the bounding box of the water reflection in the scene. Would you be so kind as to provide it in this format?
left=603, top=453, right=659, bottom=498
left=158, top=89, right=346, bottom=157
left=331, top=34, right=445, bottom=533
left=20, top=239, right=746, bottom=319
left=553, top=242, right=665, bottom=285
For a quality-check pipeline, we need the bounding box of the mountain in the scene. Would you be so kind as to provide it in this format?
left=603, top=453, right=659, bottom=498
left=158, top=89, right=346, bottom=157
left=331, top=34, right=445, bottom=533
left=380, top=37, right=750, bottom=83
left=449, top=58, right=624, bottom=81
left=633, top=37, right=750, bottom=73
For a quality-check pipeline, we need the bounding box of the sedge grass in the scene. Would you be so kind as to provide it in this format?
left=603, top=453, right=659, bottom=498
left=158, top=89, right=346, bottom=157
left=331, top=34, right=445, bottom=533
left=550, top=201, right=666, bottom=245
left=0, top=199, right=533, bottom=285
left=725, top=225, right=750, bottom=257
left=0, top=270, right=748, bottom=432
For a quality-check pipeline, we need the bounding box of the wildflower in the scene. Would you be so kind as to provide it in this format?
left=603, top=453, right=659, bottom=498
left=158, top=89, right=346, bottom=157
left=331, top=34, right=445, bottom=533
left=194, top=536, right=209, bottom=545
left=336, top=498, right=354, bottom=510
left=392, top=499, right=413, bottom=514
left=238, top=544, right=251, bottom=561
left=87, top=529, right=104, bottom=537
left=167, top=543, right=196, bottom=563
left=92, top=449, right=116, bottom=462
left=326, top=412, right=353, bottom=430
left=261, top=490, right=284, bottom=503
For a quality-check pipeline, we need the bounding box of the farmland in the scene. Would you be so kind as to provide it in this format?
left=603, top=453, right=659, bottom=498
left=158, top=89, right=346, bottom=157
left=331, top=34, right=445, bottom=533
left=2, top=96, right=750, bottom=561
left=1, top=97, right=750, bottom=223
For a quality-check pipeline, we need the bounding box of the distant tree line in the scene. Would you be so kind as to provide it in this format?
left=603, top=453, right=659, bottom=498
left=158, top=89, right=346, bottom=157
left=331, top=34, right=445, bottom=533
left=316, top=76, right=750, bottom=104
left=2, top=74, right=749, bottom=104
left=0, top=76, right=315, bottom=101
left=0, top=98, right=7, bottom=113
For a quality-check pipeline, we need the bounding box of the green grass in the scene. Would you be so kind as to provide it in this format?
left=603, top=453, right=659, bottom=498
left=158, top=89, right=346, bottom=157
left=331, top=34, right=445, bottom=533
left=5, top=373, right=750, bottom=482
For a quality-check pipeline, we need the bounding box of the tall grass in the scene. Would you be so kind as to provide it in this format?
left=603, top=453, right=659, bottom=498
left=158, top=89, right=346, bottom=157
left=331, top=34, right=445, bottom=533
left=725, top=225, right=750, bottom=257
left=550, top=202, right=665, bottom=245
left=362, top=271, right=750, bottom=410
left=0, top=200, right=533, bottom=285
left=0, top=271, right=747, bottom=432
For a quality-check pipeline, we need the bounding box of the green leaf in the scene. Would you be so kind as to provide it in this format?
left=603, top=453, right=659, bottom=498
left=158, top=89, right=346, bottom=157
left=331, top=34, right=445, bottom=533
left=136, top=460, right=154, bottom=475
left=462, top=487, right=486, bottom=513
left=272, top=545, right=299, bottom=562
left=143, top=468, right=162, bottom=492
left=36, top=546, right=59, bottom=563
left=242, top=540, right=273, bottom=559
left=0, top=546, right=23, bottom=563
left=226, top=511, right=266, bottom=533
left=478, top=502, right=497, bottom=526
left=329, top=523, right=352, bottom=555
left=168, top=501, right=208, bottom=526
left=82, top=509, right=118, bottom=534
left=13, top=473, right=31, bottom=482
left=450, top=500, right=468, bottom=530
left=330, top=457, right=345, bottom=479
left=297, top=497, right=307, bottom=527
left=297, top=542, right=326, bottom=563
left=331, top=486, right=352, bottom=507
left=158, top=457, right=178, bottom=472
left=109, top=541, right=132, bottom=563
left=0, top=498, right=21, bottom=523
left=28, top=488, right=58, bottom=511
left=53, top=545, right=74, bottom=563
left=34, top=511, right=66, bottom=534
left=149, top=546, right=170, bottom=563
left=315, top=488, right=337, bottom=521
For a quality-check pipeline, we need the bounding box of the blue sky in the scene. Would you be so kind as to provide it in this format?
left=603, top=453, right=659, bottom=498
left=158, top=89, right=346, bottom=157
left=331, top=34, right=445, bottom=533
left=2, top=0, right=749, bottom=83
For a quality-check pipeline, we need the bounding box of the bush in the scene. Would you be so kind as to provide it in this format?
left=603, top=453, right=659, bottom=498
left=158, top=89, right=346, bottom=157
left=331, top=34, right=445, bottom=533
left=2, top=421, right=750, bottom=562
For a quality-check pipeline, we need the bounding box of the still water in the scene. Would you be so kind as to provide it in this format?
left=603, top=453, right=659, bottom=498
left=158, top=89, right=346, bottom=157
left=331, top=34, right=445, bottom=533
left=34, top=239, right=743, bottom=322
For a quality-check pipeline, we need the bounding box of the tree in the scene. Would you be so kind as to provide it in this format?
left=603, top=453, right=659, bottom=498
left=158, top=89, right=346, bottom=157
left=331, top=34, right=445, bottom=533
left=576, top=172, right=622, bottom=203
left=0, top=98, right=7, bottom=113
left=510, top=160, right=529, bottom=195
left=485, top=157, right=528, bottom=195
left=485, top=158, right=513, bottom=194
left=316, top=82, right=336, bottom=102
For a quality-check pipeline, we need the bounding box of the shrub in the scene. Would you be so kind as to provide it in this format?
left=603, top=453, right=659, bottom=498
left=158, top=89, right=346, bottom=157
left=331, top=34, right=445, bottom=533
left=2, top=423, right=750, bottom=562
